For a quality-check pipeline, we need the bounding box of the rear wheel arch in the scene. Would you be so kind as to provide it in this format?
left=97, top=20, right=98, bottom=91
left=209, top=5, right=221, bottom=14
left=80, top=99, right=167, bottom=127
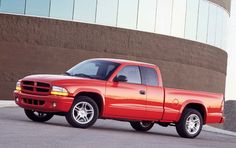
left=74, top=91, right=104, bottom=116
left=181, top=103, right=207, bottom=124
left=176, top=108, right=203, bottom=138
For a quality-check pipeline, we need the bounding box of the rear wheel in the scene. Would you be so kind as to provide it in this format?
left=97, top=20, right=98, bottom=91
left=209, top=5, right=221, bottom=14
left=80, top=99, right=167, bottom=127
left=176, top=108, right=203, bottom=138
left=130, top=121, right=154, bottom=132
left=24, top=109, right=54, bottom=122
left=65, top=96, right=99, bottom=128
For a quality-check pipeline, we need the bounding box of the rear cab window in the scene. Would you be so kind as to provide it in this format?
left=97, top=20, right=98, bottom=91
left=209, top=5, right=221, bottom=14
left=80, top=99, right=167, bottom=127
left=140, top=67, right=159, bottom=86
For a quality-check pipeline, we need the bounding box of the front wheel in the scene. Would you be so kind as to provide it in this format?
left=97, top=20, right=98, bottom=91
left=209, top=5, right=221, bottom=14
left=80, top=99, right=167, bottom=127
left=130, top=121, right=154, bottom=132
left=24, top=109, right=54, bottom=122
left=65, top=96, right=99, bottom=128
left=176, top=108, right=203, bottom=138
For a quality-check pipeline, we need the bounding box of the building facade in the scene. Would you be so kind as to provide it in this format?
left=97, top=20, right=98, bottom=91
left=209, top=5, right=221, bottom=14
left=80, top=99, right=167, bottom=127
left=0, top=0, right=230, bottom=99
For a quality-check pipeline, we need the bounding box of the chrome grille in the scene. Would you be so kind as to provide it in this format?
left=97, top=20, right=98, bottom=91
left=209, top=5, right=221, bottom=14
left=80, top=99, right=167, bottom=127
left=21, top=81, right=51, bottom=95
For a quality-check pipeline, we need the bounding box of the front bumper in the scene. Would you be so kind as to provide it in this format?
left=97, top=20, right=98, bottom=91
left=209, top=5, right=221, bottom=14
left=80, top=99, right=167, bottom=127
left=13, top=90, right=74, bottom=113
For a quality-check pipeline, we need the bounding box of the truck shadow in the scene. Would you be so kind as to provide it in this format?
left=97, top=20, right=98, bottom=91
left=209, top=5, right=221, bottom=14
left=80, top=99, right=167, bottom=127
left=90, top=125, right=179, bottom=138
left=11, top=117, right=180, bottom=138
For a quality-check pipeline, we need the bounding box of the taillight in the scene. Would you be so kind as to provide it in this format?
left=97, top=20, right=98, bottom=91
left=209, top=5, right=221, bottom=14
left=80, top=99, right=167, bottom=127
left=221, top=100, right=224, bottom=112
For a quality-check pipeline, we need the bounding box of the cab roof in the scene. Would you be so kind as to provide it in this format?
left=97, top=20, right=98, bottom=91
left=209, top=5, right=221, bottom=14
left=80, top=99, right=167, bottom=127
left=90, top=58, right=156, bottom=67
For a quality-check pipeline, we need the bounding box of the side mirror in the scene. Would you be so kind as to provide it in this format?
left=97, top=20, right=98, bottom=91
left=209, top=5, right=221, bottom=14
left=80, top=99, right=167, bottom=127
left=114, top=75, right=127, bottom=82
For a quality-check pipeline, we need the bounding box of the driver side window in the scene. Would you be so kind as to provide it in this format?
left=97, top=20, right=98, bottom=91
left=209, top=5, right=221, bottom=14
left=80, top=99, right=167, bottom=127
left=117, top=66, right=141, bottom=84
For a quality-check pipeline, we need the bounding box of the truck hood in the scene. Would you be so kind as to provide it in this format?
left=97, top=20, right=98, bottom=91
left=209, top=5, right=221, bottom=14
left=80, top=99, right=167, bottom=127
left=21, top=74, right=106, bottom=96
left=22, top=74, right=101, bottom=85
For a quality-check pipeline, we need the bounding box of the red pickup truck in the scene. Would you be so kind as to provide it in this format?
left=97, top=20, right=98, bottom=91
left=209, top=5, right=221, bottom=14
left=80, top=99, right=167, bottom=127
left=14, top=58, right=224, bottom=138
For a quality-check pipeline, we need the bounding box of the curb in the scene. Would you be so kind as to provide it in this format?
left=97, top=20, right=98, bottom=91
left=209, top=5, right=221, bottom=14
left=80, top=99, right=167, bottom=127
left=0, top=100, right=17, bottom=108
left=203, top=125, right=236, bottom=137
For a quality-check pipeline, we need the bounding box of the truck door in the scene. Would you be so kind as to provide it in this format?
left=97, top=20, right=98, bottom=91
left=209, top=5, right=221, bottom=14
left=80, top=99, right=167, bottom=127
left=105, top=66, right=146, bottom=119
left=140, top=67, right=164, bottom=120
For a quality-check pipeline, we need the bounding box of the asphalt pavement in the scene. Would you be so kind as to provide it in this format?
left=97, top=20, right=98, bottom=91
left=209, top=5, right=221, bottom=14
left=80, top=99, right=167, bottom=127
left=0, top=107, right=236, bottom=148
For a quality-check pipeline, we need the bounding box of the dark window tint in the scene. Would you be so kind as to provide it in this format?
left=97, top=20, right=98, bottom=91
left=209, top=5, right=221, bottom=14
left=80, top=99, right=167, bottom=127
left=66, top=60, right=120, bottom=80
left=141, top=67, right=158, bottom=86
left=117, top=66, right=141, bottom=84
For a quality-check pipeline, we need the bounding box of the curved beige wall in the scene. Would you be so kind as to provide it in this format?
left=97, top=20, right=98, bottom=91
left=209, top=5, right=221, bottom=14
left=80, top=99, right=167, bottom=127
left=0, top=14, right=227, bottom=99
left=209, top=0, right=231, bottom=12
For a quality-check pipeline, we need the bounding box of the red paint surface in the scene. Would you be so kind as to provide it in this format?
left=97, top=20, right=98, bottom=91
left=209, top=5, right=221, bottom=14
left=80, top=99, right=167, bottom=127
left=13, top=58, right=224, bottom=124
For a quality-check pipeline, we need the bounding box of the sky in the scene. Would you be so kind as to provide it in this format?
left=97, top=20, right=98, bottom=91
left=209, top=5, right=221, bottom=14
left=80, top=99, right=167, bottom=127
left=226, top=0, right=236, bottom=100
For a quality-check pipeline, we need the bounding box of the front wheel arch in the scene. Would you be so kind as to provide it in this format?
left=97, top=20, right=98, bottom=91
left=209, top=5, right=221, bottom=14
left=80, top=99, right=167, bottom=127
left=74, top=91, right=104, bottom=116
left=66, top=96, right=99, bottom=128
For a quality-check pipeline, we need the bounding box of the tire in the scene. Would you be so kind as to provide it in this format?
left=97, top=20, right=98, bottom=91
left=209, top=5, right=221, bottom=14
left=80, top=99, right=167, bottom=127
left=24, top=109, right=54, bottom=122
left=130, top=121, right=154, bottom=132
left=65, top=96, right=99, bottom=128
left=176, top=108, right=203, bottom=138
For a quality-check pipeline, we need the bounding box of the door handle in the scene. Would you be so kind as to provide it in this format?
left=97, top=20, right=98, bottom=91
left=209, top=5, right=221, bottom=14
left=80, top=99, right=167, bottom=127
left=139, top=90, right=146, bottom=95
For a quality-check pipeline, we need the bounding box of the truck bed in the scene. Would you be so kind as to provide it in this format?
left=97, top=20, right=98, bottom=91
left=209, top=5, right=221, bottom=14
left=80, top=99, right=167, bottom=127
left=162, top=88, right=224, bottom=124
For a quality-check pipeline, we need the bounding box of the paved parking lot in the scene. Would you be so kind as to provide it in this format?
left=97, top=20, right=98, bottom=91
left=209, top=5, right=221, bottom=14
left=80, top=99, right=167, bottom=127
left=0, top=107, right=236, bottom=148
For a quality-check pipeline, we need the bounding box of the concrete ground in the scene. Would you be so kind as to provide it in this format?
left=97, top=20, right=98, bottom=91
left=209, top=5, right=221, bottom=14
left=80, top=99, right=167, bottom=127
left=0, top=106, right=236, bottom=148
left=0, top=100, right=16, bottom=108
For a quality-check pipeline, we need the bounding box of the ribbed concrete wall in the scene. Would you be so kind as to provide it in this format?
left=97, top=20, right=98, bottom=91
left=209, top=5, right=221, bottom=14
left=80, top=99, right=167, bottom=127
left=0, top=14, right=227, bottom=99
left=224, top=100, right=236, bottom=132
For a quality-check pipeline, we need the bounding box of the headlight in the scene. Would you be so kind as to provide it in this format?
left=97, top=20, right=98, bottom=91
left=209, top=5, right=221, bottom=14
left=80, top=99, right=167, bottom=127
left=16, top=81, right=21, bottom=91
left=51, top=86, right=69, bottom=96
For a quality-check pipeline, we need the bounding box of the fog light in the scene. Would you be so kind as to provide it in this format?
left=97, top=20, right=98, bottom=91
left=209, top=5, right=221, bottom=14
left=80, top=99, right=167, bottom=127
left=52, top=102, right=57, bottom=108
left=15, top=97, right=19, bottom=103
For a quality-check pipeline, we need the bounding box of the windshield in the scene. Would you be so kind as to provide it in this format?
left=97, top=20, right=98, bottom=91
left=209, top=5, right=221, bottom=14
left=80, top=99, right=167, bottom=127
left=66, top=60, right=120, bottom=80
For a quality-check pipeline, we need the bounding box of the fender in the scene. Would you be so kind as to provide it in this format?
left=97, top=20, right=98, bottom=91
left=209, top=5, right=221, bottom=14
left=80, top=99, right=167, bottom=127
left=177, top=100, right=208, bottom=122
left=72, top=88, right=106, bottom=111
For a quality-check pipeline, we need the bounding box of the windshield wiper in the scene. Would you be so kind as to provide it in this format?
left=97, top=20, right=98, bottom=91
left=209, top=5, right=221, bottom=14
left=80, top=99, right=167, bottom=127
left=64, top=72, right=71, bottom=76
left=74, top=73, right=94, bottom=79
